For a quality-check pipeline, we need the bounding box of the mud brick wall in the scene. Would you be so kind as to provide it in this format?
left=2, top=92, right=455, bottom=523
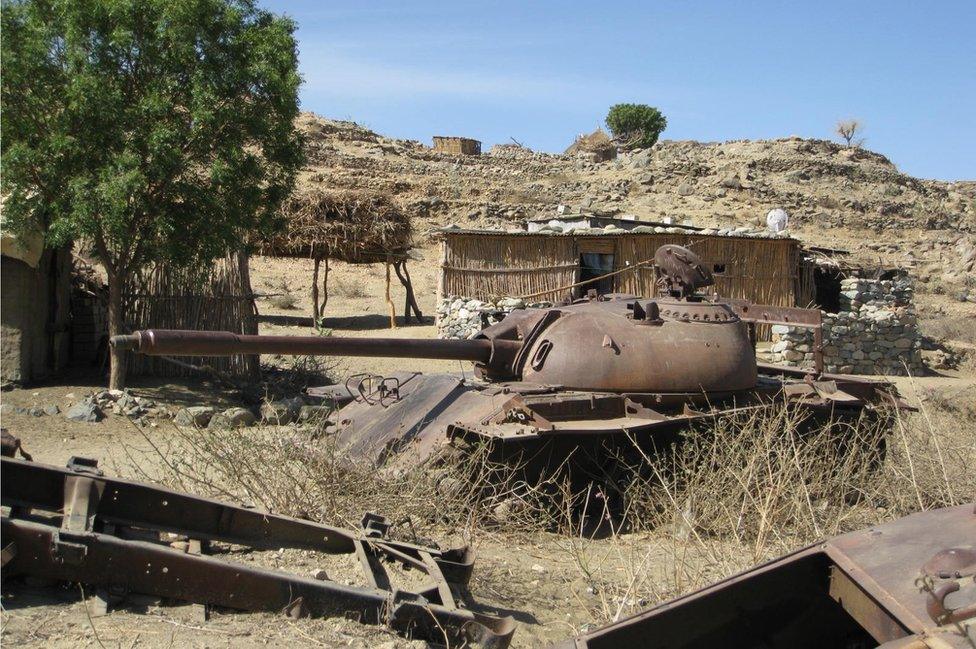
left=768, top=277, right=923, bottom=375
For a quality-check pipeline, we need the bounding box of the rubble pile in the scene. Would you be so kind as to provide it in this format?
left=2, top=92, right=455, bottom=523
left=436, top=296, right=552, bottom=339
left=768, top=276, right=923, bottom=375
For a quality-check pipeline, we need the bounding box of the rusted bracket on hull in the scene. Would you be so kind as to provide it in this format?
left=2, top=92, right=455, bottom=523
left=726, top=301, right=825, bottom=374
left=0, top=457, right=515, bottom=647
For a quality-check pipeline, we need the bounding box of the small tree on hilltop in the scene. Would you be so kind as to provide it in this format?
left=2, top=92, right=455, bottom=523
left=835, top=119, right=864, bottom=148
left=2, top=0, right=304, bottom=389
left=605, top=104, right=668, bottom=149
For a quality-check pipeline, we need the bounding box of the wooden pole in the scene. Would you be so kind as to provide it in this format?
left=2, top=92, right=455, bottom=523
left=385, top=259, right=397, bottom=329
left=319, top=256, right=329, bottom=318
left=311, top=257, right=320, bottom=326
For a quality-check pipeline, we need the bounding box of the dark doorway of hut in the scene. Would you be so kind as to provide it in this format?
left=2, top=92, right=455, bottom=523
left=309, top=256, right=422, bottom=330
left=577, top=252, right=615, bottom=298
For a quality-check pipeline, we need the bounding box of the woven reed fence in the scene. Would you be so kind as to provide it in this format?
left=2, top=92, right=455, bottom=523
left=123, top=252, right=259, bottom=379
left=441, top=234, right=579, bottom=301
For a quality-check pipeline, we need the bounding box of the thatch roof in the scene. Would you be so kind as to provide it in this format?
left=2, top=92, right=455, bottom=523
left=565, top=129, right=617, bottom=161
left=259, top=189, right=413, bottom=263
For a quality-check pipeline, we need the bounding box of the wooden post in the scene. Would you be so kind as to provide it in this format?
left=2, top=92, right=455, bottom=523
left=319, top=256, right=329, bottom=318
left=311, top=257, right=320, bottom=326
left=393, top=260, right=422, bottom=323
left=385, top=260, right=397, bottom=329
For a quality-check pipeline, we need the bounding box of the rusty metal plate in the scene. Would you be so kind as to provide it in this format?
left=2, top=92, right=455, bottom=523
left=554, top=504, right=975, bottom=649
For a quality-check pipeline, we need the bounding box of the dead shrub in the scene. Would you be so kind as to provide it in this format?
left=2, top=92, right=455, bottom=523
left=551, top=399, right=975, bottom=626
left=122, top=394, right=975, bottom=629
left=922, top=314, right=976, bottom=345
left=269, top=292, right=297, bottom=310
left=333, top=276, right=368, bottom=298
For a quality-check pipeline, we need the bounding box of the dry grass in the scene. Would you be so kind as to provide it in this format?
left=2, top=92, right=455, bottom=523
left=332, top=276, right=369, bottom=299
left=124, top=395, right=975, bottom=631
left=268, top=292, right=298, bottom=310
left=550, top=400, right=975, bottom=626
left=922, top=313, right=976, bottom=345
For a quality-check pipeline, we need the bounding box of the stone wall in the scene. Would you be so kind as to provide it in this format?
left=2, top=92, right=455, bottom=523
left=437, top=296, right=552, bottom=339
left=767, top=277, right=923, bottom=375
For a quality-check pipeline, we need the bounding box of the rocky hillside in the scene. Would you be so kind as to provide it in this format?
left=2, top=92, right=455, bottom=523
left=294, top=112, right=975, bottom=284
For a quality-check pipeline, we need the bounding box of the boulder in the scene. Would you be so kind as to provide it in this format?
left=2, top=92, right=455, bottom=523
left=260, top=397, right=305, bottom=425
left=209, top=407, right=257, bottom=429
left=65, top=399, right=103, bottom=423
left=174, top=406, right=217, bottom=427
left=298, top=405, right=331, bottom=424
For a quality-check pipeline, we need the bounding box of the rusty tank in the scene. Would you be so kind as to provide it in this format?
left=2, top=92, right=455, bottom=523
left=112, top=245, right=903, bottom=490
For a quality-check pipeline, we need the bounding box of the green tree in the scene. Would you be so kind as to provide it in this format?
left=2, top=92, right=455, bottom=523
left=605, top=103, right=668, bottom=149
left=1, top=0, right=303, bottom=388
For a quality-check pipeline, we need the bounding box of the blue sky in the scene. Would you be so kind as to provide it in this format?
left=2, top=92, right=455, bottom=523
left=261, top=1, right=975, bottom=181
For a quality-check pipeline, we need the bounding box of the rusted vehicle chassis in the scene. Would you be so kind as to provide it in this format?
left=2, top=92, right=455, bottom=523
left=0, top=457, right=515, bottom=647
left=554, top=504, right=975, bottom=649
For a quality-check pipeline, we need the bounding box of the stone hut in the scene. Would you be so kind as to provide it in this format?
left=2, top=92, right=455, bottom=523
left=432, top=136, right=481, bottom=155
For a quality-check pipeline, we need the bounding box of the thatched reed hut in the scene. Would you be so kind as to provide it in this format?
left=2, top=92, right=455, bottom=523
left=565, top=129, right=616, bottom=162
left=436, top=227, right=807, bottom=340
left=259, top=189, right=419, bottom=326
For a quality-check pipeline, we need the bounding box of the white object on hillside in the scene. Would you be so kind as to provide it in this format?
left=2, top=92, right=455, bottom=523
left=766, top=208, right=789, bottom=233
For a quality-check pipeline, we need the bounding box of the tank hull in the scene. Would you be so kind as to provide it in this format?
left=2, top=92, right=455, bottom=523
left=316, top=366, right=899, bottom=486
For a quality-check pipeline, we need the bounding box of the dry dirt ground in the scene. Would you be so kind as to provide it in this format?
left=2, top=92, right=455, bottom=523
left=2, top=247, right=975, bottom=648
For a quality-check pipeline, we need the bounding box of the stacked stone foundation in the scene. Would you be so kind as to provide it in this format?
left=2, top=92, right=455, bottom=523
left=436, top=296, right=552, bottom=339
left=768, top=277, right=922, bottom=375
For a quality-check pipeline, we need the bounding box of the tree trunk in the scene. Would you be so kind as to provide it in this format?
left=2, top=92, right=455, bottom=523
left=394, top=260, right=422, bottom=323
left=107, top=274, right=128, bottom=390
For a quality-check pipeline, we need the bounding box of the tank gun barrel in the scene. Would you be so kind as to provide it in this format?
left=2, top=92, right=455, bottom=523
left=111, top=329, right=498, bottom=362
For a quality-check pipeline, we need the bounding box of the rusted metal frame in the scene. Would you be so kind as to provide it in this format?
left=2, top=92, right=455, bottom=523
left=828, top=566, right=906, bottom=643
left=1, top=457, right=514, bottom=646
left=549, top=544, right=826, bottom=648
left=0, top=457, right=472, bottom=584
left=826, top=544, right=931, bottom=634
left=728, top=302, right=825, bottom=374
left=1, top=517, right=512, bottom=646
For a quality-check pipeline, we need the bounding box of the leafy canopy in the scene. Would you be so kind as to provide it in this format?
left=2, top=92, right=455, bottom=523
left=605, top=103, right=668, bottom=150
left=1, top=0, right=304, bottom=277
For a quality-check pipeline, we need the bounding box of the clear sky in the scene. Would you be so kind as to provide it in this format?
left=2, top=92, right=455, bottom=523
left=260, top=1, right=975, bottom=181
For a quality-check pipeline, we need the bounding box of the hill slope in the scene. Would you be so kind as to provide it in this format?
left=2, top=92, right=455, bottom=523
left=294, top=112, right=975, bottom=283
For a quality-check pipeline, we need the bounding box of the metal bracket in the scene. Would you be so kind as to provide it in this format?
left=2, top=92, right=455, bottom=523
left=51, top=531, right=89, bottom=565
left=66, top=456, right=104, bottom=476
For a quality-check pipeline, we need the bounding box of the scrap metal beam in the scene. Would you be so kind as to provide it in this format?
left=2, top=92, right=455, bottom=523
left=0, top=457, right=515, bottom=647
